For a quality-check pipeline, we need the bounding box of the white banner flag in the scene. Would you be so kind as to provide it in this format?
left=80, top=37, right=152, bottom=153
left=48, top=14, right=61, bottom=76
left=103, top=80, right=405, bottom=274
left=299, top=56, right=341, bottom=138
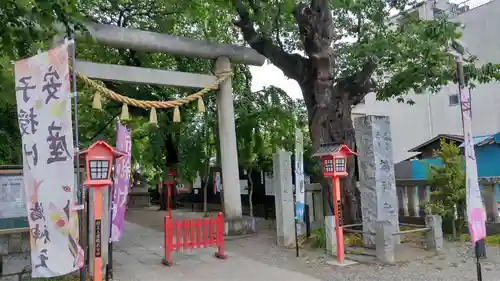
left=15, top=42, right=83, bottom=277
left=460, top=86, right=486, bottom=243
left=294, top=128, right=305, bottom=221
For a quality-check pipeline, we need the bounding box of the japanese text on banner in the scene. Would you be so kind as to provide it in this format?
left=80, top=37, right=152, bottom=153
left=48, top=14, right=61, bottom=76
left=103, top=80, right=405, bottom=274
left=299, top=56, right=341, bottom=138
left=14, top=42, right=83, bottom=278
left=111, top=122, right=131, bottom=242
left=460, top=86, right=486, bottom=244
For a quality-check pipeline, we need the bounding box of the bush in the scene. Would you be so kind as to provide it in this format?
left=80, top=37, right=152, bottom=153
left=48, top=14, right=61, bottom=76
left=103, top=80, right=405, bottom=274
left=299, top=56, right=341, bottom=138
left=309, top=227, right=364, bottom=249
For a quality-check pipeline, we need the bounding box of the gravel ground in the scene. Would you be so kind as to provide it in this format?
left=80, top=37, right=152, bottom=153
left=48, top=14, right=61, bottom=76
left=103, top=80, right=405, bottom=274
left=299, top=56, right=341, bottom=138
left=125, top=208, right=500, bottom=281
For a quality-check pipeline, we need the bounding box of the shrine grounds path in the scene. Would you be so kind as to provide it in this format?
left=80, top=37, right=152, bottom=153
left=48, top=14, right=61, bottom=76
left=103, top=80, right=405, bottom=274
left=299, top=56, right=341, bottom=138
left=116, top=208, right=500, bottom=281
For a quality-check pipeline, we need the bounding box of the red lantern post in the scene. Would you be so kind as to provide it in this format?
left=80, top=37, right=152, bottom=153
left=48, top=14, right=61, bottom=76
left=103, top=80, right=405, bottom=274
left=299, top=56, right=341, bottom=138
left=163, top=170, right=177, bottom=218
left=313, top=143, right=356, bottom=264
left=80, top=141, right=124, bottom=281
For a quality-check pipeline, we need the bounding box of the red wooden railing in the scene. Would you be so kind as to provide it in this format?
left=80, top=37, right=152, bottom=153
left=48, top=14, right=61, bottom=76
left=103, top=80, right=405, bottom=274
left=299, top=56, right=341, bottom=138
left=162, top=212, right=227, bottom=266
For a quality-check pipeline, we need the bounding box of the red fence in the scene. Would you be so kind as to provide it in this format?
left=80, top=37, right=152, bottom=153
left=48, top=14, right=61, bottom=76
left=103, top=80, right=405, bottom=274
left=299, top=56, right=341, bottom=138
left=162, top=212, right=227, bottom=266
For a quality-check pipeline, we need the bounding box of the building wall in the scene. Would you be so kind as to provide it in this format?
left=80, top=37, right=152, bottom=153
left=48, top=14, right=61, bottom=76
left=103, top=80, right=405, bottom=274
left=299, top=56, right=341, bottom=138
left=409, top=143, right=500, bottom=200
left=353, top=0, right=500, bottom=163
left=476, top=144, right=500, bottom=177
left=410, top=145, right=500, bottom=179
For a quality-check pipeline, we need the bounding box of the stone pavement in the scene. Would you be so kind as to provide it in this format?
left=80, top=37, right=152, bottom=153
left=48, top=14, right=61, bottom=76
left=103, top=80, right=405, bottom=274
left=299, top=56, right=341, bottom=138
left=112, top=220, right=320, bottom=281
left=122, top=208, right=500, bottom=281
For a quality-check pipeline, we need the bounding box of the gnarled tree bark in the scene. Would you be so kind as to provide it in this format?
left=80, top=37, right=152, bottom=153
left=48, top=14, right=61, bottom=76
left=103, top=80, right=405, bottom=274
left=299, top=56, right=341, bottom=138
left=233, top=0, right=376, bottom=223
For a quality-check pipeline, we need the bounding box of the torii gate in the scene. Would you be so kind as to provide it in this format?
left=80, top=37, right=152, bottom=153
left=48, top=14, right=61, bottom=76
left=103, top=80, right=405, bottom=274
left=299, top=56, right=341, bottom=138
left=63, top=22, right=265, bottom=224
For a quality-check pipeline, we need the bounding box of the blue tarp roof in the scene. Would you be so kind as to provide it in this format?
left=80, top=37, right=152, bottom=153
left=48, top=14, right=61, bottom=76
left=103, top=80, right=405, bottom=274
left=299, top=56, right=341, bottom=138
left=459, top=132, right=500, bottom=148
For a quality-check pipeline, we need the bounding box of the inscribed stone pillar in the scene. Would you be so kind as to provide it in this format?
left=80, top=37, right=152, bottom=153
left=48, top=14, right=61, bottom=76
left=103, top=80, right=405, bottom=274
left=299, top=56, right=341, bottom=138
left=273, top=149, right=295, bottom=247
left=214, top=56, right=242, bottom=219
left=355, top=115, right=399, bottom=247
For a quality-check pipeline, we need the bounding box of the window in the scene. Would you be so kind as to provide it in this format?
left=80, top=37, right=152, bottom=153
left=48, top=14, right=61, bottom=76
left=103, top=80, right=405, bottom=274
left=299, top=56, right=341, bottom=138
left=89, top=160, right=110, bottom=180
left=449, top=94, right=459, bottom=106
left=335, top=158, right=346, bottom=173
left=324, top=159, right=334, bottom=173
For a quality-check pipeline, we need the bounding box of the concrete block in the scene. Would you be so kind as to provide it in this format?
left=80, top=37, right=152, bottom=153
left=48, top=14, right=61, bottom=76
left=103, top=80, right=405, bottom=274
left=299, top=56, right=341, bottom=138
left=0, top=235, right=8, bottom=255
left=224, top=216, right=256, bottom=236
left=425, top=215, right=444, bottom=252
left=128, top=189, right=150, bottom=208
left=0, top=274, right=19, bottom=281
left=8, top=233, right=30, bottom=254
left=375, top=220, right=395, bottom=265
left=324, top=215, right=337, bottom=256
left=2, top=252, right=31, bottom=275
left=326, top=259, right=358, bottom=267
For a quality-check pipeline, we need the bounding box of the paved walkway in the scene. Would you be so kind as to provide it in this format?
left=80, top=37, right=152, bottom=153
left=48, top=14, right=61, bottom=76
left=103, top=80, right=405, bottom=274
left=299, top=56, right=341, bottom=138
left=119, top=208, right=500, bottom=281
left=113, top=220, right=320, bottom=281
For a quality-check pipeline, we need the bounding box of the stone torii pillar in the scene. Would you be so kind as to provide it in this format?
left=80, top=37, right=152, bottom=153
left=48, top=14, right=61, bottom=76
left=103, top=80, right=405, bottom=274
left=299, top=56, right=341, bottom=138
left=61, top=22, right=265, bottom=235
left=214, top=57, right=242, bottom=220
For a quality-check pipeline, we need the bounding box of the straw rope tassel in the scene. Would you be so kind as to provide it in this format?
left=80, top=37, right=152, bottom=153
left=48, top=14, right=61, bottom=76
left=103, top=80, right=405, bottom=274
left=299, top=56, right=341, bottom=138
left=149, top=107, right=158, bottom=125
left=74, top=70, right=232, bottom=119
left=92, top=92, right=102, bottom=110
left=173, top=107, right=181, bottom=122
left=121, top=104, right=130, bottom=120
left=197, top=97, right=205, bottom=113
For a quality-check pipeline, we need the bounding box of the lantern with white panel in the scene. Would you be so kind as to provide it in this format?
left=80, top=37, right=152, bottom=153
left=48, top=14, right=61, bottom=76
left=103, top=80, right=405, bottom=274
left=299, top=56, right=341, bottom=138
left=80, top=141, right=124, bottom=281
left=313, top=142, right=356, bottom=265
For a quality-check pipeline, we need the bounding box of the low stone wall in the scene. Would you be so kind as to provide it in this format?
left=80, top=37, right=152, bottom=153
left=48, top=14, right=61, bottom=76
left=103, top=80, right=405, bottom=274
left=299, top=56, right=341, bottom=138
left=0, top=231, right=31, bottom=281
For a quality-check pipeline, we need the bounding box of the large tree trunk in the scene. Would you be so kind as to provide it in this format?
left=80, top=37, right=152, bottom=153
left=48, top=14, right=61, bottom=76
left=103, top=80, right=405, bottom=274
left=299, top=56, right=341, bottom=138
left=301, top=80, right=359, bottom=223
left=233, top=0, right=374, bottom=223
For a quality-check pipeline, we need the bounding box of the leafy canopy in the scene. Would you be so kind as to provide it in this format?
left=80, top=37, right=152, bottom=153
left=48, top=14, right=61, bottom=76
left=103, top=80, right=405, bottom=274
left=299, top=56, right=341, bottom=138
left=0, top=0, right=312, bottom=183
left=223, top=0, right=500, bottom=104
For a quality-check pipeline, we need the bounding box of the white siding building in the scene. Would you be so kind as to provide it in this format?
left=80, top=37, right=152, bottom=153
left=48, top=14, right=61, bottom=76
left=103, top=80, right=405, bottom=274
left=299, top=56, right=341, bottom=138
left=353, top=0, right=500, bottom=162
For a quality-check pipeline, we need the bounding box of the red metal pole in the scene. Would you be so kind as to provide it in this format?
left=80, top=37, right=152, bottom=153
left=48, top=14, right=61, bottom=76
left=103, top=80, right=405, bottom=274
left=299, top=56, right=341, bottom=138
left=190, top=219, right=195, bottom=249
left=209, top=218, right=214, bottom=245
left=196, top=218, right=202, bottom=248
left=203, top=218, right=209, bottom=248
left=175, top=219, right=181, bottom=250
left=183, top=219, right=189, bottom=249
left=162, top=216, right=173, bottom=266
left=167, top=183, right=172, bottom=218
left=214, top=212, right=227, bottom=259
left=332, top=176, right=344, bottom=264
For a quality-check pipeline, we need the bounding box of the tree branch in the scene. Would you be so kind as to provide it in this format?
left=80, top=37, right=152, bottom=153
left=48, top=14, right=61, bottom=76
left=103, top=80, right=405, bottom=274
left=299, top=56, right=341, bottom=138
left=232, top=0, right=306, bottom=81
left=338, top=58, right=378, bottom=103
left=274, top=0, right=285, bottom=51
left=292, top=1, right=334, bottom=59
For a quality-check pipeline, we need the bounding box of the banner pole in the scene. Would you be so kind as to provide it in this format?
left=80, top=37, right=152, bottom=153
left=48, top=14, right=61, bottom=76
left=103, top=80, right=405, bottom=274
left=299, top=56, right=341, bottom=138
left=106, top=171, right=115, bottom=281
left=68, top=36, right=86, bottom=281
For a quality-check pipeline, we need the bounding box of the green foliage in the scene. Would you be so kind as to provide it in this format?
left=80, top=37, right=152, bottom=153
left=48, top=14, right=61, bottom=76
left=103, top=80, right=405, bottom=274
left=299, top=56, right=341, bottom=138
left=462, top=233, right=500, bottom=246
left=224, top=0, right=500, bottom=104
left=0, top=0, right=315, bottom=188
left=309, top=227, right=327, bottom=249
left=425, top=138, right=466, bottom=238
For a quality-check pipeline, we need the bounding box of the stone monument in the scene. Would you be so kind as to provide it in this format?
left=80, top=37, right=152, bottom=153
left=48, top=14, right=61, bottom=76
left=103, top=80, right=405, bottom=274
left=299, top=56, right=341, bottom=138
left=273, top=149, right=296, bottom=247
left=127, top=171, right=150, bottom=208
left=354, top=115, right=399, bottom=247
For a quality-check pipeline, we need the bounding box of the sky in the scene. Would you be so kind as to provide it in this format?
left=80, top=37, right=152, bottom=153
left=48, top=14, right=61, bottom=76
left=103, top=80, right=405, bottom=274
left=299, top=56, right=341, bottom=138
left=248, top=0, right=492, bottom=101
left=249, top=64, right=302, bottom=100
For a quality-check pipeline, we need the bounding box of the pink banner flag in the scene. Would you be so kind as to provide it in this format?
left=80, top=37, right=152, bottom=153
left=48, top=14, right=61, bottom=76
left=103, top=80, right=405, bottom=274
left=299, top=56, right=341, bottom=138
left=111, top=122, right=131, bottom=242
